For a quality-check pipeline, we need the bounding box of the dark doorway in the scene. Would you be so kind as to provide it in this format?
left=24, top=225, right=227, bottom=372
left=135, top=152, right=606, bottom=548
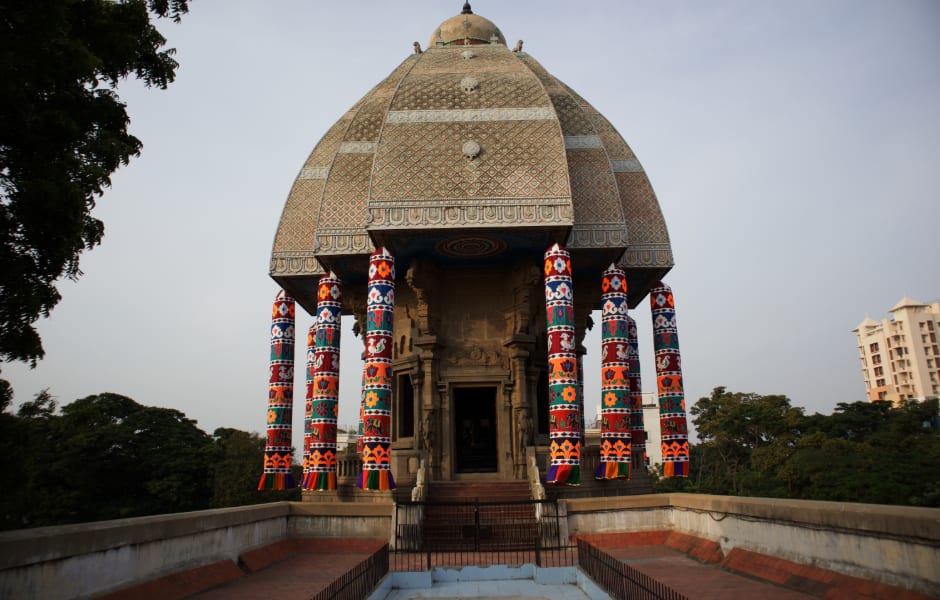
left=454, top=387, right=498, bottom=473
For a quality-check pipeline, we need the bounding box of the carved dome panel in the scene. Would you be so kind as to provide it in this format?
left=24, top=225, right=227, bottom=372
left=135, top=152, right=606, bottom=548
left=271, top=7, right=673, bottom=308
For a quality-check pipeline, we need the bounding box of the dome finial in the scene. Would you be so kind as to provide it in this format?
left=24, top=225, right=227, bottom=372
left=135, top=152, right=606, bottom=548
left=461, top=2, right=473, bottom=15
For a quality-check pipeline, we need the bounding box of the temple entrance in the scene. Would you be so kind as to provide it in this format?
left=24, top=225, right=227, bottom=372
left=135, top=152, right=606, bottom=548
left=453, top=387, right=498, bottom=473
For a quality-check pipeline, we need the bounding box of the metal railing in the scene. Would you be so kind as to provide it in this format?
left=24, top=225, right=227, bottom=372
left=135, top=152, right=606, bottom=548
left=391, top=499, right=576, bottom=570
left=310, top=544, right=388, bottom=600
left=576, top=539, right=689, bottom=600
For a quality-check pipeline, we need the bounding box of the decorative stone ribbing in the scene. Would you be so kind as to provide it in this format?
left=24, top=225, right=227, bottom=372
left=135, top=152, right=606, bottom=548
left=651, top=281, right=690, bottom=477
left=258, top=290, right=296, bottom=490
left=358, top=248, right=396, bottom=490
left=544, top=243, right=581, bottom=485
left=597, top=264, right=631, bottom=479
left=303, top=272, right=342, bottom=491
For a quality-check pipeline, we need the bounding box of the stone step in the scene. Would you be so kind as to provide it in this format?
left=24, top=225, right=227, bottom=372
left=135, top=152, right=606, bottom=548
left=426, top=481, right=531, bottom=503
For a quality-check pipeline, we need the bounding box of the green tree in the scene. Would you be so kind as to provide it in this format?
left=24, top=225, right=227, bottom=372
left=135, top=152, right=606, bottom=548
left=14, top=393, right=213, bottom=527
left=690, top=387, right=804, bottom=496
left=208, top=428, right=300, bottom=508
left=0, top=0, right=189, bottom=365
left=784, top=399, right=940, bottom=506
left=0, top=390, right=59, bottom=529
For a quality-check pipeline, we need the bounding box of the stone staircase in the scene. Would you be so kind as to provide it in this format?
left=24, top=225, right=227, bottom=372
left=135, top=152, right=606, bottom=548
left=426, top=480, right=531, bottom=503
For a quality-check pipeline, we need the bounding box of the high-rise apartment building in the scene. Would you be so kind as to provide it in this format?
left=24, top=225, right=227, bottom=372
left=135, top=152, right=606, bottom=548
left=854, top=297, right=940, bottom=402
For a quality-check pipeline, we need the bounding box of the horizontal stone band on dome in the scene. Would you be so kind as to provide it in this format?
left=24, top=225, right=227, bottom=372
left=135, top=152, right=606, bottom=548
left=386, top=107, right=556, bottom=124
left=298, top=167, right=329, bottom=180
left=337, top=141, right=377, bottom=153
left=568, top=224, right=630, bottom=248
left=563, top=135, right=603, bottom=150
left=610, top=159, right=643, bottom=173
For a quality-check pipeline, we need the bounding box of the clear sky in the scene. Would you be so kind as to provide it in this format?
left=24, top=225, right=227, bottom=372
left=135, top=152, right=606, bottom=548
left=4, top=1, right=939, bottom=440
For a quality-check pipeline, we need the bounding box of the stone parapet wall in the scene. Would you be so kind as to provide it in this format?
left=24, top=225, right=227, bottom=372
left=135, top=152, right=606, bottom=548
left=1, top=494, right=936, bottom=599
left=564, top=493, right=940, bottom=597
left=0, top=502, right=392, bottom=600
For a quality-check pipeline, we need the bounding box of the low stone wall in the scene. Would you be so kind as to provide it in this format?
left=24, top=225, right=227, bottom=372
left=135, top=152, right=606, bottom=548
left=2, top=494, right=936, bottom=599
left=0, top=501, right=393, bottom=600
left=565, top=493, right=940, bottom=597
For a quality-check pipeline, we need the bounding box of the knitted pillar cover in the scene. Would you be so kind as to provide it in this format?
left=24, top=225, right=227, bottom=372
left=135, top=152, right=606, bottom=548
left=258, top=289, right=296, bottom=490
left=544, top=243, right=581, bottom=485
left=651, top=281, right=690, bottom=477
left=597, top=264, right=631, bottom=479
left=626, top=315, right=647, bottom=467
left=301, top=323, right=316, bottom=486
left=303, top=272, right=342, bottom=491
left=358, top=248, right=396, bottom=490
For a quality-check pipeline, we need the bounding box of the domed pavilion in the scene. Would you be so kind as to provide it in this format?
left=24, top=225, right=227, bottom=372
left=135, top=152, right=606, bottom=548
left=260, top=3, right=688, bottom=497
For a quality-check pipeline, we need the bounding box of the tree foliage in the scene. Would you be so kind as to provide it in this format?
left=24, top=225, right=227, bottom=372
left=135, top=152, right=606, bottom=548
left=657, top=387, right=940, bottom=507
left=208, top=428, right=301, bottom=508
left=0, top=0, right=189, bottom=365
left=0, top=390, right=298, bottom=531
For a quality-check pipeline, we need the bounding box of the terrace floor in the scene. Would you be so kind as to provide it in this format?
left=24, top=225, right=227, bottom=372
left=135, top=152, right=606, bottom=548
left=183, top=542, right=829, bottom=600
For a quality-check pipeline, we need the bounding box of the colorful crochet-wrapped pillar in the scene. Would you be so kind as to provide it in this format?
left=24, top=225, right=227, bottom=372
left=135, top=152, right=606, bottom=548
left=258, top=290, right=296, bottom=490
left=358, top=248, right=396, bottom=490
left=626, top=314, right=647, bottom=467
left=301, top=323, right=316, bottom=486
left=597, top=264, right=631, bottom=479
left=303, top=273, right=342, bottom=491
left=544, top=243, right=581, bottom=485
left=651, top=281, right=690, bottom=477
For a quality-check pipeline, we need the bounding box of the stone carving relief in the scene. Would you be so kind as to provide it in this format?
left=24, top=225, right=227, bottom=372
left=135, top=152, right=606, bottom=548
left=444, top=345, right=504, bottom=368
left=405, top=258, right=442, bottom=336
left=504, top=261, right=541, bottom=336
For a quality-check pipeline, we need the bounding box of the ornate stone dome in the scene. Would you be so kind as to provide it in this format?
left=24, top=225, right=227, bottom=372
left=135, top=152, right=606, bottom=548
left=430, top=3, right=506, bottom=47
left=271, top=5, right=673, bottom=312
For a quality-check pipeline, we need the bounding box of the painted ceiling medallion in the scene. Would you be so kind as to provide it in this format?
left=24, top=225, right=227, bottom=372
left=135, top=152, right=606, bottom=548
left=436, top=235, right=507, bottom=258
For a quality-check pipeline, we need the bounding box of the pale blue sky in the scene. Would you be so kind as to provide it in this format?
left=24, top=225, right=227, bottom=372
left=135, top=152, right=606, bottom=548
left=5, top=1, right=939, bottom=439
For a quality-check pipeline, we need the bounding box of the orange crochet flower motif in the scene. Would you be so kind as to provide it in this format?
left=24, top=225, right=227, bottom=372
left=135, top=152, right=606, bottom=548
left=603, top=391, right=618, bottom=407
left=562, top=386, right=577, bottom=403
left=364, top=391, right=380, bottom=408
left=267, top=410, right=278, bottom=423
left=376, top=261, right=391, bottom=279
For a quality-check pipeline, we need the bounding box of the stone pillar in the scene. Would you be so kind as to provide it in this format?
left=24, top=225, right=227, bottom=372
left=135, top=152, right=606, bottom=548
left=407, top=258, right=443, bottom=481
left=597, top=264, right=632, bottom=479
left=504, top=259, right=539, bottom=478
left=259, top=289, right=296, bottom=490
left=358, top=248, right=396, bottom=490
left=506, top=340, right=534, bottom=478
left=651, top=281, right=690, bottom=478
left=304, top=272, right=342, bottom=491
left=626, top=314, right=647, bottom=468
left=436, top=381, right=451, bottom=480
left=543, top=243, right=581, bottom=485
left=301, top=323, right=316, bottom=487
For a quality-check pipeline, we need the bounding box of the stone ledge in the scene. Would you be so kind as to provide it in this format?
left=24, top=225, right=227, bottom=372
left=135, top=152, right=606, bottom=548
left=0, top=502, right=292, bottom=570
left=289, top=501, right=393, bottom=517
left=564, top=493, right=940, bottom=542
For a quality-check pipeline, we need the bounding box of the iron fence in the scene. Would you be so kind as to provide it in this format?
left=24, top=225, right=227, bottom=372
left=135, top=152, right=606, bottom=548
left=309, top=544, right=388, bottom=600
left=576, top=538, right=689, bottom=600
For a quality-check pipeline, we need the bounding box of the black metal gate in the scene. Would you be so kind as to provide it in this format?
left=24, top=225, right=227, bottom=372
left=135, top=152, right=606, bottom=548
left=391, top=499, right=575, bottom=569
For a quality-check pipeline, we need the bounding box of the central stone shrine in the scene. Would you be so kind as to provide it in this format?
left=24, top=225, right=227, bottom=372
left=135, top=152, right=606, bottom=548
left=263, top=4, right=688, bottom=497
